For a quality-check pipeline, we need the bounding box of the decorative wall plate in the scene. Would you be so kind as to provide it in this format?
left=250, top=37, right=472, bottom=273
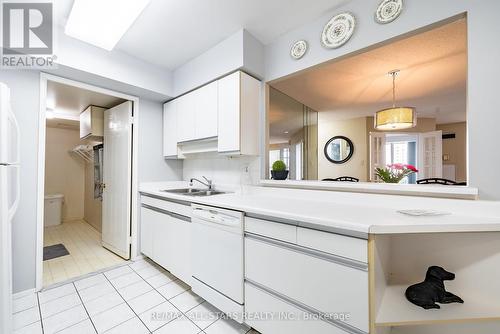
left=321, top=12, right=356, bottom=49
left=375, top=0, right=403, bottom=24
left=290, top=40, right=308, bottom=60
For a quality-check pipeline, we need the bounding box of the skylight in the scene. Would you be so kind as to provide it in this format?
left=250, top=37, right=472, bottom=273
left=64, top=0, right=150, bottom=51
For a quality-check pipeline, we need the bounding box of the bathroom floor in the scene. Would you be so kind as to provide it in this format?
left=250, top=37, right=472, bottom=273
left=13, top=259, right=259, bottom=334
left=43, top=220, right=126, bottom=286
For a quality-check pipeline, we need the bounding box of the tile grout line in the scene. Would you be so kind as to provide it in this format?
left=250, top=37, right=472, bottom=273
left=72, top=281, right=99, bottom=334
left=36, top=293, right=45, bottom=334
left=101, top=265, right=153, bottom=333
left=130, top=262, right=206, bottom=333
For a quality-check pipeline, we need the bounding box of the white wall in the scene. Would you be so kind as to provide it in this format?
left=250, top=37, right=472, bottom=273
left=173, top=29, right=265, bottom=96
left=0, top=70, right=40, bottom=293
left=138, top=99, right=183, bottom=182
left=264, top=0, right=500, bottom=200
left=56, top=27, right=174, bottom=98
left=183, top=155, right=260, bottom=189
left=45, top=127, right=85, bottom=221
left=318, top=117, right=368, bottom=181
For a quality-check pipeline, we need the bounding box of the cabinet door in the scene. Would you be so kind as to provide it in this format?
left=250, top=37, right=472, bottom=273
left=153, top=214, right=191, bottom=284
left=163, top=100, right=178, bottom=157
left=140, top=206, right=157, bottom=258
left=170, top=216, right=191, bottom=284
left=176, top=93, right=196, bottom=142
left=79, top=107, right=91, bottom=139
left=217, top=72, right=241, bottom=153
left=195, top=81, right=218, bottom=139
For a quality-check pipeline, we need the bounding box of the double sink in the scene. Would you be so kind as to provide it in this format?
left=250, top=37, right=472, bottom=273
left=161, top=188, right=228, bottom=197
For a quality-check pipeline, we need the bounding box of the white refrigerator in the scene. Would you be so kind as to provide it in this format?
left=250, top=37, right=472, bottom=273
left=0, top=82, right=20, bottom=334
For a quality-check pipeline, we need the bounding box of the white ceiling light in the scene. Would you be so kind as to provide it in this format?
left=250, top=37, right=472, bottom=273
left=65, top=0, right=151, bottom=51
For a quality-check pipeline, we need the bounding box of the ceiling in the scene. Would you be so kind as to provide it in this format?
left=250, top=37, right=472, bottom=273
left=46, top=81, right=126, bottom=129
left=271, top=18, right=467, bottom=125
left=57, top=0, right=349, bottom=70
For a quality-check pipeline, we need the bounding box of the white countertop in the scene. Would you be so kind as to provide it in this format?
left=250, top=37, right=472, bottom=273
left=260, top=179, right=479, bottom=200
left=139, top=182, right=500, bottom=237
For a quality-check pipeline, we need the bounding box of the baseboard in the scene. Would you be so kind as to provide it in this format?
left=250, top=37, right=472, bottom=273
left=13, top=288, right=36, bottom=299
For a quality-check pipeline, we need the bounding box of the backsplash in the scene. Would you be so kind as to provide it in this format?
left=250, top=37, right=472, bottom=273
left=182, top=154, right=261, bottom=188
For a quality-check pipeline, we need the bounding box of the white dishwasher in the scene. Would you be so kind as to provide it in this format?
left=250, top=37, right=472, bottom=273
left=191, top=204, right=245, bottom=321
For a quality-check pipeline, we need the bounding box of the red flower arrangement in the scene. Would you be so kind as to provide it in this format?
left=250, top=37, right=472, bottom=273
left=375, top=163, right=419, bottom=183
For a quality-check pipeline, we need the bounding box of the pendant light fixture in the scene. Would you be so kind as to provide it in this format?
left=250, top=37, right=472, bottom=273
left=375, top=70, right=416, bottom=130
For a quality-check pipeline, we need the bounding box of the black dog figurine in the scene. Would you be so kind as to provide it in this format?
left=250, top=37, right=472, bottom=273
left=405, top=266, right=464, bottom=309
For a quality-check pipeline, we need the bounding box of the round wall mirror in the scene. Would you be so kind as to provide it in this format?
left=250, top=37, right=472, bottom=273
left=324, top=136, right=354, bottom=164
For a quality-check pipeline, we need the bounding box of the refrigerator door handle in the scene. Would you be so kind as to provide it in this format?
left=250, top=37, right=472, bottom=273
left=8, top=165, right=20, bottom=221
left=8, top=106, right=20, bottom=164
left=7, top=107, right=20, bottom=220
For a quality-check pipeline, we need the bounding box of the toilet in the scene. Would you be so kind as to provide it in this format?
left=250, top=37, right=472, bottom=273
left=44, top=194, right=64, bottom=227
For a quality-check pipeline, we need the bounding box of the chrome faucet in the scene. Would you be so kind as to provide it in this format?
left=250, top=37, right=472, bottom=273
left=189, top=176, right=213, bottom=191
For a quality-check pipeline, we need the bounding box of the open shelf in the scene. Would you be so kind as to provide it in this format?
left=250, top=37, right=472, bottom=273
left=375, top=285, right=500, bottom=327
left=369, top=232, right=500, bottom=333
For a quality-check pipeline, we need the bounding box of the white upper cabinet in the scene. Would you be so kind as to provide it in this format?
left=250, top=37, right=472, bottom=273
left=163, top=71, right=260, bottom=157
left=163, top=100, right=178, bottom=158
left=218, top=71, right=260, bottom=155
left=80, top=105, right=105, bottom=139
left=176, top=93, right=196, bottom=142
left=194, top=81, right=218, bottom=139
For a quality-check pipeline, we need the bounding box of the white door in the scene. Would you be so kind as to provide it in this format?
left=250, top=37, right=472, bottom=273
left=102, top=101, right=133, bottom=259
left=369, top=132, right=386, bottom=181
left=418, top=130, right=443, bottom=180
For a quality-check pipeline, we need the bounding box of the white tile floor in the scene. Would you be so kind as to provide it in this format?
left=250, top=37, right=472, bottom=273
left=13, top=259, right=259, bottom=334
left=43, top=220, right=127, bottom=286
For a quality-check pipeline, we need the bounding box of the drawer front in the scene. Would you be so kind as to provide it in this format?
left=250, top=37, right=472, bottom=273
left=245, top=282, right=352, bottom=334
left=245, top=236, right=369, bottom=332
left=245, top=217, right=297, bottom=243
left=140, top=194, right=191, bottom=217
left=297, top=227, right=367, bottom=263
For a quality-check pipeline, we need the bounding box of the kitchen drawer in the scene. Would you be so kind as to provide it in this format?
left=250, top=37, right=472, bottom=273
left=140, top=194, right=191, bottom=217
left=245, top=282, right=354, bottom=334
left=297, top=227, right=367, bottom=263
left=245, top=216, right=297, bottom=243
left=245, top=235, right=369, bottom=332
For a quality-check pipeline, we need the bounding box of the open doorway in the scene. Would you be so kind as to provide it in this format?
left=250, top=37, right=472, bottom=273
left=38, top=75, right=139, bottom=288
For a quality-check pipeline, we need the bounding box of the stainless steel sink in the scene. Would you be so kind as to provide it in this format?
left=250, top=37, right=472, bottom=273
left=161, top=188, right=228, bottom=196
left=161, top=188, right=203, bottom=194
left=189, top=190, right=227, bottom=196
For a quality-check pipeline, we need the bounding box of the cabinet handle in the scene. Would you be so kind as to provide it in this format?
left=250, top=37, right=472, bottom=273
left=245, top=232, right=367, bottom=272
left=141, top=204, right=190, bottom=222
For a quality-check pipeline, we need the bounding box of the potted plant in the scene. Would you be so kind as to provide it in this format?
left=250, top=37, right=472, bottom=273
left=271, top=160, right=289, bottom=180
left=375, top=163, right=418, bottom=183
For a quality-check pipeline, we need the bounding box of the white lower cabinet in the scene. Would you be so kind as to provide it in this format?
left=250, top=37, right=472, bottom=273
left=245, top=283, right=350, bottom=334
left=139, top=205, right=156, bottom=258
left=140, top=203, right=191, bottom=284
left=245, top=234, right=369, bottom=333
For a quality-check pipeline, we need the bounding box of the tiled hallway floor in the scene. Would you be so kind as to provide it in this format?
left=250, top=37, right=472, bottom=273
left=43, top=220, right=126, bottom=286
left=13, top=259, right=258, bottom=334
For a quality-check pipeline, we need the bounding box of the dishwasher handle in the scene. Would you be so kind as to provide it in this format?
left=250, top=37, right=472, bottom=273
left=192, top=207, right=241, bottom=227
